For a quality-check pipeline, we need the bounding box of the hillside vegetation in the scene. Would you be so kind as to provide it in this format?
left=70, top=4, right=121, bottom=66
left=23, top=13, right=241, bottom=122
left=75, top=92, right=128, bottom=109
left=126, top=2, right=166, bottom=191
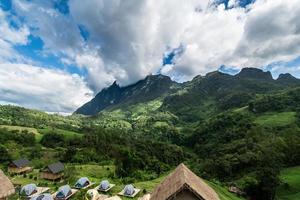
left=276, top=166, right=300, bottom=200
left=1, top=68, right=300, bottom=200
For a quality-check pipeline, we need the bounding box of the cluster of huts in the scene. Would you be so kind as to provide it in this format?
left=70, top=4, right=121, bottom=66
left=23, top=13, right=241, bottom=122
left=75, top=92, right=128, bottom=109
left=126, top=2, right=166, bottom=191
left=1, top=161, right=221, bottom=200
left=8, top=159, right=64, bottom=181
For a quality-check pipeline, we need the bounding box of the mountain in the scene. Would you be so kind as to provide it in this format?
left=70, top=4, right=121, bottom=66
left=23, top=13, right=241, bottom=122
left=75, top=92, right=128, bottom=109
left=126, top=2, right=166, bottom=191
left=2, top=68, right=300, bottom=200
left=76, top=67, right=300, bottom=118
left=235, top=67, right=273, bottom=80
left=75, top=74, right=178, bottom=115
left=277, top=73, right=300, bottom=85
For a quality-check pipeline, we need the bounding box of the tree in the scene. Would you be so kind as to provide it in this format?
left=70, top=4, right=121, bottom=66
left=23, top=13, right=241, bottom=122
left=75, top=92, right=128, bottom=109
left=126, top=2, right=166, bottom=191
left=0, top=145, right=10, bottom=162
left=40, top=132, right=65, bottom=148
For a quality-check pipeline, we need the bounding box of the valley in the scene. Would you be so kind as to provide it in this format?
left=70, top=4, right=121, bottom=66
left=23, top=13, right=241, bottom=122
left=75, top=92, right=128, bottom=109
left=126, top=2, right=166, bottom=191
left=1, top=68, right=300, bottom=200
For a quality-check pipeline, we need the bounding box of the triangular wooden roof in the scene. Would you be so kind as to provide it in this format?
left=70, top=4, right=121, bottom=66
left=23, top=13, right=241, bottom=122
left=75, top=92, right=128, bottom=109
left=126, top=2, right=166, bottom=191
left=150, top=163, right=220, bottom=200
left=0, top=169, right=15, bottom=198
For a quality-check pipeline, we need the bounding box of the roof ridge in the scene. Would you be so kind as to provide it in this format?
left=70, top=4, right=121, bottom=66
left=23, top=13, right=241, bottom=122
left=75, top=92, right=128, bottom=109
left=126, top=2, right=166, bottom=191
left=150, top=163, right=220, bottom=200
left=181, top=163, right=188, bottom=183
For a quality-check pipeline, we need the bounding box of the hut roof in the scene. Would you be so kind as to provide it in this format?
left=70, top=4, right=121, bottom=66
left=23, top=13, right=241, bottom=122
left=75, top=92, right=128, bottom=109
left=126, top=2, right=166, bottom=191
left=100, top=180, right=110, bottom=190
left=75, top=177, right=90, bottom=188
left=31, top=193, right=53, bottom=200
left=124, top=184, right=135, bottom=196
left=20, top=183, right=37, bottom=196
left=0, top=169, right=15, bottom=198
left=47, top=162, right=64, bottom=174
left=56, top=185, right=71, bottom=198
left=11, top=158, right=30, bottom=168
left=150, top=163, right=220, bottom=200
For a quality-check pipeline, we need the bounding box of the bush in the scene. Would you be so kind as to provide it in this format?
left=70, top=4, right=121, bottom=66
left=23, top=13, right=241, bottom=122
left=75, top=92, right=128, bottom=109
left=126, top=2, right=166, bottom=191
left=0, top=145, right=10, bottom=162
left=40, top=133, right=65, bottom=148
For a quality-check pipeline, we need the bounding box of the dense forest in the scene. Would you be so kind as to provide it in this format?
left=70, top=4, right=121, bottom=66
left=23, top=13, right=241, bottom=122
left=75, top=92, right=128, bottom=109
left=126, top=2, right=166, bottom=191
left=1, top=68, right=300, bottom=200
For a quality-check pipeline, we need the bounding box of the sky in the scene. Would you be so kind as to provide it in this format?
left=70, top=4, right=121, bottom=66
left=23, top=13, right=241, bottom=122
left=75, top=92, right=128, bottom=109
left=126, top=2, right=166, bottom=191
left=1, top=0, right=300, bottom=113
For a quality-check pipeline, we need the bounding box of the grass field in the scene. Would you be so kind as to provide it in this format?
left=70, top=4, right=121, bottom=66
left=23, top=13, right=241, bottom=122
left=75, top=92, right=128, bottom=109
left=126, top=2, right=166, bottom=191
left=209, top=182, right=244, bottom=200
left=0, top=125, right=83, bottom=142
left=38, top=127, right=83, bottom=139
left=277, top=166, right=300, bottom=200
left=0, top=125, right=43, bottom=141
left=254, top=112, right=296, bottom=127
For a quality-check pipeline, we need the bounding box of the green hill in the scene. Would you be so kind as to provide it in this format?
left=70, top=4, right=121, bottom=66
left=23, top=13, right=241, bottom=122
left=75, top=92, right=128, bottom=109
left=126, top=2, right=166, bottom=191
left=1, top=67, right=300, bottom=200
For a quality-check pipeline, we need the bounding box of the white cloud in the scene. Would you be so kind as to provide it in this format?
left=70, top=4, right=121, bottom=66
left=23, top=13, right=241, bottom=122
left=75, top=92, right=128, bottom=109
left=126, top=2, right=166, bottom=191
left=235, top=0, right=300, bottom=65
left=69, top=0, right=300, bottom=82
left=1, top=0, right=299, bottom=102
left=0, top=8, right=95, bottom=113
left=75, top=51, right=116, bottom=91
left=13, top=0, right=83, bottom=58
left=0, top=10, right=29, bottom=45
left=0, top=9, right=29, bottom=62
left=0, top=63, right=93, bottom=113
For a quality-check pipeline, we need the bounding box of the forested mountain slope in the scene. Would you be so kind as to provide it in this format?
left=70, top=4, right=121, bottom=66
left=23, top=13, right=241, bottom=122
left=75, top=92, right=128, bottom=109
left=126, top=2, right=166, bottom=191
left=1, top=68, right=300, bottom=200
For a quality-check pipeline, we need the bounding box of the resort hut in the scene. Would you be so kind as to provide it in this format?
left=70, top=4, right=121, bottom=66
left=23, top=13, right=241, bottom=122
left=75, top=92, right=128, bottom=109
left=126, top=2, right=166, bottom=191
left=41, top=162, right=64, bottom=181
left=0, top=169, right=15, bottom=200
left=98, top=180, right=115, bottom=192
left=54, top=185, right=77, bottom=200
left=86, top=189, right=108, bottom=200
left=124, top=185, right=135, bottom=196
left=30, top=193, right=53, bottom=200
left=20, top=183, right=50, bottom=198
left=86, top=189, right=121, bottom=200
left=20, top=183, right=38, bottom=197
left=55, top=185, right=72, bottom=199
left=150, top=163, right=220, bottom=200
left=75, top=177, right=93, bottom=189
left=8, top=158, right=32, bottom=174
left=118, top=184, right=140, bottom=198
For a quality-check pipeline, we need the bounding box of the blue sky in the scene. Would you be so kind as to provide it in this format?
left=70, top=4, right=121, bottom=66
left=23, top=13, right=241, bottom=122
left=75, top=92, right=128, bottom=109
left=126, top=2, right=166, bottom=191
left=0, top=0, right=300, bottom=112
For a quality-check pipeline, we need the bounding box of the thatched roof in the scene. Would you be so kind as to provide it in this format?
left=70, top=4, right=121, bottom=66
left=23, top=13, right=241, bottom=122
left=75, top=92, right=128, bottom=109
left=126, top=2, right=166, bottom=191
left=0, top=169, right=15, bottom=198
left=150, top=163, right=220, bottom=200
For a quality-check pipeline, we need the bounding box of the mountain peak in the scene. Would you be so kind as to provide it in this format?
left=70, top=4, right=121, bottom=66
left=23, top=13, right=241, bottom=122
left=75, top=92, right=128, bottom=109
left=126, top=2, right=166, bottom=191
left=277, top=73, right=297, bottom=80
left=236, top=68, right=273, bottom=80
left=75, top=74, right=176, bottom=115
left=145, top=74, right=172, bottom=81
left=205, top=71, right=228, bottom=77
left=277, top=73, right=299, bottom=84
left=109, top=80, right=120, bottom=88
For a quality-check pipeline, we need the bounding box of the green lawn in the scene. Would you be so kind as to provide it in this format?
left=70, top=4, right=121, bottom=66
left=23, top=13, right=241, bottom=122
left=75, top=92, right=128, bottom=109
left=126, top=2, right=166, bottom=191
left=254, top=112, right=296, bottom=127
left=277, top=166, right=300, bottom=200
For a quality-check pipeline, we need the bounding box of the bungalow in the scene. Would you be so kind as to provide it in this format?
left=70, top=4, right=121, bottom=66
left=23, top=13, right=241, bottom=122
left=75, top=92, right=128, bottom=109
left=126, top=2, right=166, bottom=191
left=0, top=169, right=15, bottom=200
left=8, top=158, right=32, bottom=174
left=41, top=162, right=64, bottom=181
left=150, top=163, right=220, bottom=200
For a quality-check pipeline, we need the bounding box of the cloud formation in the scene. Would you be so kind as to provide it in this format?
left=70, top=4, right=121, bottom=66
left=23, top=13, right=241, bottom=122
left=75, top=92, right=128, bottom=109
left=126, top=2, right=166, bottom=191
left=12, top=0, right=300, bottom=87
left=0, top=63, right=93, bottom=112
left=0, top=9, right=29, bottom=62
left=1, top=0, right=300, bottom=112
